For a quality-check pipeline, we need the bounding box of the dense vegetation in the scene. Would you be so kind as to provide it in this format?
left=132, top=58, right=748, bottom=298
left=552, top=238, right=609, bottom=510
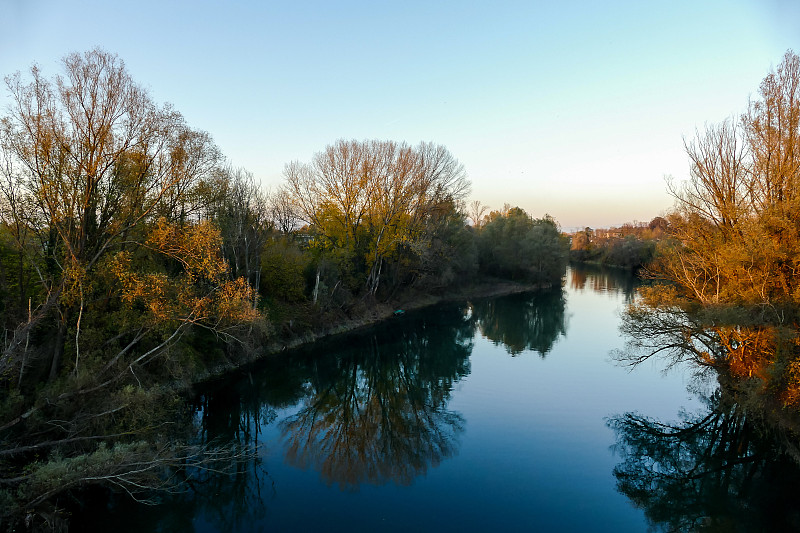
left=477, top=208, right=568, bottom=282
left=0, top=50, right=569, bottom=528
left=569, top=218, right=667, bottom=270
left=619, top=51, right=800, bottom=415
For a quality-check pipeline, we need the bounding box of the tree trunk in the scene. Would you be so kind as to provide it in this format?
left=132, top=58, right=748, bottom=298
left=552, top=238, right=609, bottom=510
left=253, top=259, right=261, bottom=309
left=312, top=269, right=320, bottom=304
left=18, top=249, right=24, bottom=313
left=48, top=314, right=67, bottom=382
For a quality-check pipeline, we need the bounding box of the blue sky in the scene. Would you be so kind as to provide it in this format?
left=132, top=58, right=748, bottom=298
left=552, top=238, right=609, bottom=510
left=2, top=0, right=798, bottom=229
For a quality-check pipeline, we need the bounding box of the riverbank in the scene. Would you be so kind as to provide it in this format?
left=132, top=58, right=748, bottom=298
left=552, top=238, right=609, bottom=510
left=196, top=278, right=547, bottom=385
left=568, top=258, right=642, bottom=272
left=2, top=276, right=554, bottom=531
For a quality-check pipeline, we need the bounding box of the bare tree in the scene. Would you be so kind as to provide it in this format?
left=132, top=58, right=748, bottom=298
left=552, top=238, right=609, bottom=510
left=744, top=50, right=800, bottom=211
left=655, top=51, right=800, bottom=306
left=468, top=200, right=489, bottom=228
left=269, top=185, right=300, bottom=235
left=0, top=49, right=227, bottom=377
left=668, top=119, right=748, bottom=234
left=283, top=139, right=470, bottom=294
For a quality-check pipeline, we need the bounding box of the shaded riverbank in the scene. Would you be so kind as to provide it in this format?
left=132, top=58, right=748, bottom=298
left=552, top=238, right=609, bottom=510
left=196, top=278, right=548, bottom=384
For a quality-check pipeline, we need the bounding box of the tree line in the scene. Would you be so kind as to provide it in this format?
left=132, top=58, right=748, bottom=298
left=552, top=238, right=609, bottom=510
left=569, top=217, right=668, bottom=270
left=0, top=49, right=569, bottom=527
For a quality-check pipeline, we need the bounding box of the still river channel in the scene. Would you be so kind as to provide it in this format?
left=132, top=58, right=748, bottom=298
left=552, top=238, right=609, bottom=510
left=80, top=266, right=800, bottom=532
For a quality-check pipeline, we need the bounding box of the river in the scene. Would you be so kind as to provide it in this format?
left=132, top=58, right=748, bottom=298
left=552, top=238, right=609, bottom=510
left=76, top=266, right=800, bottom=531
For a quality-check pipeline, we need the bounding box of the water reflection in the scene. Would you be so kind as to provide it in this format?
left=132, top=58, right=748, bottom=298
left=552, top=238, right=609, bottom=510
left=608, top=386, right=800, bottom=531
left=472, top=287, right=567, bottom=356
left=74, top=397, right=274, bottom=533
left=278, top=305, right=473, bottom=488
left=189, top=290, right=573, bottom=497
left=191, top=288, right=574, bottom=499
left=611, top=265, right=800, bottom=531
left=79, top=271, right=628, bottom=531
left=569, top=264, right=637, bottom=302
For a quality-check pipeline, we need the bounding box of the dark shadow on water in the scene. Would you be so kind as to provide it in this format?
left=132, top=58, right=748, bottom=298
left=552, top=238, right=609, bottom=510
left=609, top=386, right=800, bottom=532
left=471, top=286, right=567, bottom=356
left=74, top=270, right=634, bottom=531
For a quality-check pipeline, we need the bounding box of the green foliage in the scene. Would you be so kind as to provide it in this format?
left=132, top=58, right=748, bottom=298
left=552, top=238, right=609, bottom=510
left=260, top=239, right=311, bottom=303
left=524, top=217, right=571, bottom=283
left=404, top=203, right=478, bottom=290
left=285, top=140, right=472, bottom=297
left=478, top=208, right=568, bottom=283
left=0, top=224, right=45, bottom=331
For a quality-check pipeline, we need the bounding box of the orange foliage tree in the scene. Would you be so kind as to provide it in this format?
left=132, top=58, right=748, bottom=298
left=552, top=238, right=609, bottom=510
left=0, top=50, right=261, bottom=524
left=622, top=51, right=800, bottom=405
left=0, top=49, right=256, bottom=385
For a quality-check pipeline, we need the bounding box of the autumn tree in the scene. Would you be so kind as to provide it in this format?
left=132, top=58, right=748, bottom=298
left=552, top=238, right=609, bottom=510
left=284, top=139, right=470, bottom=297
left=657, top=51, right=800, bottom=308
left=0, top=49, right=245, bottom=379
left=0, top=49, right=258, bottom=523
left=622, top=50, right=800, bottom=405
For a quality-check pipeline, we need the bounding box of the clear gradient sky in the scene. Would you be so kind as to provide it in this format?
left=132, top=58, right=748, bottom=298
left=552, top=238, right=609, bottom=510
left=2, top=0, right=799, bottom=229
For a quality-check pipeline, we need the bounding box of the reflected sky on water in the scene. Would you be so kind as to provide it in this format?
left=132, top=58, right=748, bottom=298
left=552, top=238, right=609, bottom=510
left=78, top=267, right=725, bottom=532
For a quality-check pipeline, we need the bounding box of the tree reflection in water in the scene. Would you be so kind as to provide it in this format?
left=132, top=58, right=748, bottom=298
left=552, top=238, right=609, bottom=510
left=609, top=387, right=800, bottom=532
left=569, top=264, right=638, bottom=302
left=75, top=291, right=572, bottom=530
left=471, top=287, right=566, bottom=356
left=73, top=378, right=280, bottom=532
left=279, top=304, right=474, bottom=488
left=611, top=261, right=800, bottom=531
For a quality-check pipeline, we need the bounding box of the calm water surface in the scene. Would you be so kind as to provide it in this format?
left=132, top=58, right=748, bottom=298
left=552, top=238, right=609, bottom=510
left=81, top=267, right=726, bottom=531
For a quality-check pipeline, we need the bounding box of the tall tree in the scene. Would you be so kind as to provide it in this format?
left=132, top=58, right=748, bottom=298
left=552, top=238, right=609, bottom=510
left=0, top=50, right=257, bottom=523
left=624, top=50, right=800, bottom=403
left=0, top=49, right=236, bottom=379
left=284, top=139, right=470, bottom=296
left=657, top=50, right=800, bottom=308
